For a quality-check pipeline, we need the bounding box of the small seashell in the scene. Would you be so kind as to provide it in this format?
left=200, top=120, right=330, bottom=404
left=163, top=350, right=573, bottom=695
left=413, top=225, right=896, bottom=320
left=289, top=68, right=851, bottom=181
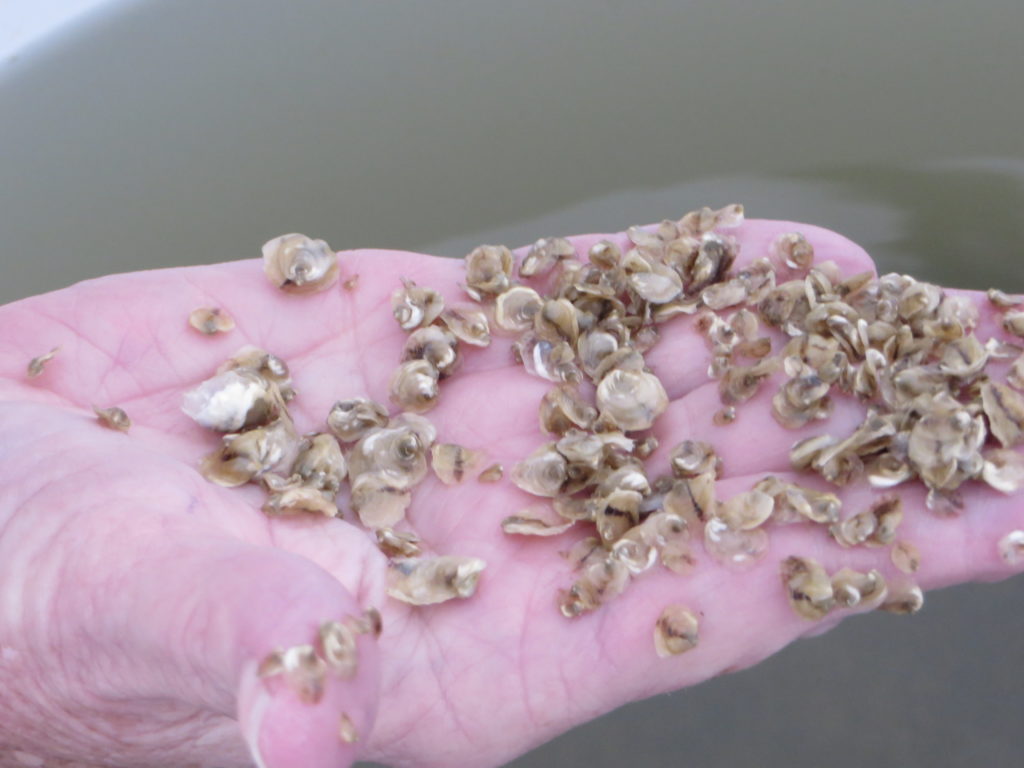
left=262, top=233, right=338, bottom=294
left=375, top=527, right=422, bottom=558
left=389, top=359, right=440, bottom=413
left=704, top=515, right=768, bottom=568
left=520, top=237, right=575, bottom=278
left=1004, top=311, right=1024, bottom=338
left=201, top=419, right=297, bottom=487
left=780, top=556, right=834, bottom=620
left=511, top=443, right=568, bottom=497
left=260, top=645, right=327, bottom=704
left=478, top=463, right=504, bottom=483
left=263, top=485, right=337, bottom=517
left=831, top=568, right=887, bottom=609
left=327, top=398, right=389, bottom=442
left=217, top=346, right=295, bottom=401
left=182, top=368, right=283, bottom=432
left=495, top=286, right=544, bottom=332
left=431, top=443, right=481, bottom=485
left=188, top=307, right=235, bottom=335
left=502, top=505, right=576, bottom=536
left=998, top=530, right=1024, bottom=566
left=879, top=583, right=924, bottom=615
left=982, top=449, right=1024, bottom=493
left=440, top=306, right=491, bottom=347
left=713, top=406, right=737, bottom=426
left=386, top=555, right=486, bottom=605
left=292, top=433, right=347, bottom=493
left=981, top=381, right=1024, bottom=448
left=319, top=620, right=358, bottom=679
left=27, top=346, right=59, bottom=378
left=890, top=541, right=920, bottom=574
left=464, top=244, right=514, bottom=299
left=539, top=385, right=598, bottom=435
left=654, top=605, right=700, bottom=657
left=717, top=490, right=774, bottom=531
left=771, top=232, right=814, bottom=271
left=595, top=370, right=668, bottom=432
left=535, top=299, right=580, bottom=344
left=350, top=472, right=413, bottom=528
left=392, top=278, right=445, bottom=330
left=558, top=554, right=630, bottom=617
left=988, top=288, right=1022, bottom=309
left=338, top=713, right=359, bottom=744
left=93, top=405, right=131, bottom=431
left=589, top=239, right=622, bottom=269
left=402, top=326, right=460, bottom=378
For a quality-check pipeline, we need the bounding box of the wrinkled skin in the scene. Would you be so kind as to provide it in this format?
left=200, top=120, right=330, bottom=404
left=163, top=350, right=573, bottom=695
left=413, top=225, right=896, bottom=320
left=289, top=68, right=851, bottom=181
left=0, top=220, right=1021, bottom=768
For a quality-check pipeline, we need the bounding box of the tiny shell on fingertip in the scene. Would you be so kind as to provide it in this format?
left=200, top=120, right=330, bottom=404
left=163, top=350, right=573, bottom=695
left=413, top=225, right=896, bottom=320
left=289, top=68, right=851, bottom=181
left=654, top=605, right=699, bottom=658
left=319, top=620, right=358, bottom=679
left=262, top=233, right=339, bottom=294
left=27, top=347, right=59, bottom=378
left=93, top=405, right=131, bottom=432
left=189, top=307, right=235, bottom=335
left=259, top=645, right=327, bottom=704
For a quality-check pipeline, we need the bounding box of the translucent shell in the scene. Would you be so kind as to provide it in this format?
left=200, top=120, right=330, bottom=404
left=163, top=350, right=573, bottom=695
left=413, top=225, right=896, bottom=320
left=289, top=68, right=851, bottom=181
left=262, top=233, right=338, bottom=294
left=258, top=644, right=327, bottom=704
left=431, top=443, right=482, bottom=485
left=520, top=237, right=575, bottom=278
left=27, top=346, right=59, bottom=378
left=262, top=485, right=337, bottom=517
left=350, top=472, right=413, bottom=528
left=292, top=433, right=347, bottom=493
left=389, top=360, right=440, bottom=413
left=595, top=370, right=669, bottom=431
left=188, top=307, right=235, bottom=335
left=93, top=405, right=131, bottom=432
left=981, top=381, right=1024, bottom=448
left=654, top=605, right=700, bottom=657
left=375, top=527, right=422, bottom=558
left=386, top=556, right=487, bottom=605
left=392, top=278, right=445, bottom=330
left=502, top=505, right=576, bottom=536
left=511, top=443, right=568, bottom=497
left=780, top=555, right=834, bottom=620
left=318, top=620, right=358, bottom=678
left=464, top=244, right=514, bottom=299
left=771, top=232, right=814, bottom=271
left=440, top=306, right=491, bottom=347
left=402, top=326, right=460, bottom=378
left=200, top=419, right=297, bottom=487
left=327, top=398, right=389, bottom=442
left=495, top=286, right=544, bottom=332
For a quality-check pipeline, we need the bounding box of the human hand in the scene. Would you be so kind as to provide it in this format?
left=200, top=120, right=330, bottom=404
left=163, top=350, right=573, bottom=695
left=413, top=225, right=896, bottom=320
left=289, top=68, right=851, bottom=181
left=1, top=217, right=1020, bottom=768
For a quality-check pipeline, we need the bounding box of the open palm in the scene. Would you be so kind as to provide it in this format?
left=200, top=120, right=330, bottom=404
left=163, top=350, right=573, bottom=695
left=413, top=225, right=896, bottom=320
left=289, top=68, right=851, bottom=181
left=0, top=218, right=1020, bottom=768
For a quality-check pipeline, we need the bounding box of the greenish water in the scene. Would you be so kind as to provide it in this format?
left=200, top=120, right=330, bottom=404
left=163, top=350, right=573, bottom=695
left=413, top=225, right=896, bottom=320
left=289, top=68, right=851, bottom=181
left=3, top=1, right=1024, bottom=766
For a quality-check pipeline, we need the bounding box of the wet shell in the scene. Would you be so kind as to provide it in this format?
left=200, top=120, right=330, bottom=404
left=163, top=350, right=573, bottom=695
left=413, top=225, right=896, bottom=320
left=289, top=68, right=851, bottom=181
left=654, top=605, right=700, bottom=657
left=263, top=485, right=337, bottom=517
left=392, top=278, right=445, bottom=330
left=780, top=556, right=834, bottom=620
left=440, top=306, right=491, bottom=347
left=495, top=286, right=544, bottom=332
left=217, top=346, right=295, bottom=401
left=539, top=385, right=598, bottom=435
left=93, top=405, right=131, bottom=432
left=319, top=620, right=358, bottom=679
left=262, top=233, right=338, bottom=294
left=520, top=237, right=575, bottom=278
left=327, top=398, right=389, bottom=442
left=982, top=449, right=1024, bottom=493
left=292, top=433, right=347, bottom=493
left=27, top=346, right=59, bottom=378
left=589, top=239, right=622, bottom=269
left=511, top=443, right=568, bottom=497
left=478, top=463, right=504, bottom=482
left=431, top=443, right=481, bottom=485
left=502, top=505, right=576, bottom=536
left=259, top=644, right=327, bottom=704
left=988, top=288, right=1022, bottom=309
left=1004, top=312, right=1024, bottom=338
left=348, top=422, right=431, bottom=487
left=595, top=370, right=669, bottom=432
left=831, top=568, right=887, bottom=609
left=703, top=516, right=768, bottom=567
left=182, top=368, right=282, bottom=432
left=535, top=299, right=580, bottom=344
left=558, top=554, right=630, bottom=617
left=717, top=490, right=774, bottom=531
left=350, top=472, right=413, bottom=528
left=771, top=232, right=814, bottom=271
left=389, top=360, right=440, bottom=413
left=386, top=556, right=486, bottom=605
left=981, top=381, right=1024, bottom=448
left=188, top=307, right=235, bottom=335
left=402, top=326, right=460, bottom=378
left=628, top=264, right=683, bottom=304
left=201, top=419, right=297, bottom=487
left=879, top=584, right=924, bottom=614
left=375, top=527, right=422, bottom=558
left=890, top=541, right=920, bottom=574
left=464, top=244, right=514, bottom=298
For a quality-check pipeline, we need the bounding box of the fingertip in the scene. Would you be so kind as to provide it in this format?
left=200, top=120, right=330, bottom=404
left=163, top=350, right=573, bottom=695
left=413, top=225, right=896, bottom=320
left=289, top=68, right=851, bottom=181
left=737, top=218, right=877, bottom=277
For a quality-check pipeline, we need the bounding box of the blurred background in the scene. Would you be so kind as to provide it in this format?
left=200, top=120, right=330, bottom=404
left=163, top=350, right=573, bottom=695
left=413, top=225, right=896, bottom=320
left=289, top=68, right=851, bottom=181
left=2, top=1, right=1024, bottom=765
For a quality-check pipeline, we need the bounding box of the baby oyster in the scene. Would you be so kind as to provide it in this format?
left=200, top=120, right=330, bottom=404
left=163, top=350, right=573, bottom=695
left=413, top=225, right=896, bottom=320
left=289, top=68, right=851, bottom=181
left=262, top=233, right=338, bottom=294
left=780, top=556, right=834, bottom=620
left=182, top=368, right=283, bottom=432
left=520, top=237, right=575, bottom=278
left=431, top=443, right=481, bottom=485
left=596, top=370, right=668, bottom=432
left=389, top=360, right=440, bottom=413
left=258, top=644, right=327, bottom=704
left=386, top=556, right=486, bottom=605
left=375, top=527, right=422, bottom=558
left=350, top=472, right=413, bottom=528
left=327, top=398, right=389, bottom=442
left=263, top=485, right=337, bottom=517
left=654, top=605, right=700, bottom=657
left=502, top=505, right=576, bottom=536
left=217, top=346, right=295, bottom=401
left=292, top=433, right=347, bottom=493
left=201, top=419, right=297, bottom=487
left=392, top=278, right=445, bottom=330
left=495, top=286, right=544, bottom=333
left=93, top=405, right=131, bottom=432
left=319, top=620, right=358, bottom=679
left=402, top=326, right=460, bottom=378
left=440, top=306, right=491, bottom=347
left=831, top=568, right=887, bottom=609
left=188, top=307, right=235, bottom=335
left=27, top=346, right=60, bottom=378
left=771, top=232, right=814, bottom=271
left=464, top=244, right=514, bottom=299
left=511, top=443, right=568, bottom=497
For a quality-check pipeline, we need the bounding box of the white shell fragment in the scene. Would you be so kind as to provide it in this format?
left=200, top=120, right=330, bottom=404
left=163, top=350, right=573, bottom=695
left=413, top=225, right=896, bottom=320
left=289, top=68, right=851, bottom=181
left=262, top=233, right=339, bottom=294
left=182, top=369, right=282, bottom=432
left=188, top=307, right=235, bottom=335
left=880, top=584, right=924, bottom=614
left=93, top=405, right=131, bottom=431
left=27, top=347, right=59, bottom=378
left=258, top=644, right=327, bottom=704
left=654, top=604, right=700, bottom=657
left=998, top=530, right=1024, bottom=566
left=386, top=556, right=487, bottom=605
left=319, top=620, right=358, bottom=679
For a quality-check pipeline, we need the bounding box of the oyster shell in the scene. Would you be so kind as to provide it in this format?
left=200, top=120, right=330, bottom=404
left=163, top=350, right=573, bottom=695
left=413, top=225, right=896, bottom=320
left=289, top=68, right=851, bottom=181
left=392, top=278, right=445, bottom=330
left=188, top=307, right=235, bottom=335
left=402, top=326, right=460, bottom=378
left=780, top=555, right=834, bottom=620
left=595, top=370, right=669, bottom=432
left=386, top=556, right=486, bottom=605
left=262, top=233, right=338, bottom=294
left=292, top=433, right=347, bottom=493
left=511, top=443, right=568, bottom=497
left=327, top=398, right=389, bottom=442
left=464, top=244, right=514, bottom=299
left=27, top=346, right=59, bottom=378
left=182, top=368, right=283, bottom=432
left=440, top=306, right=491, bottom=347
left=520, top=237, right=575, bottom=278
left=389, top=360, right=440, bottom=413
left=431, top=443, right=481, bottom=485
left=495, top=286, right=544, bottom=332
left=375, top=527, right=422, bottom=558
left=654, top=605, right=700, bottom=657
left=93, top=405, right=131, bottom=432
left=771, top=231, right=814, bottom=271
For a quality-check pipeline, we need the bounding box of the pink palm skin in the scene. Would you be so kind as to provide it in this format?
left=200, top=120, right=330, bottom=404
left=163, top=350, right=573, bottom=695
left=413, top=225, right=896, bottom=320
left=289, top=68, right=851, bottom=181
left=0, top=219, right=1020, bottom=768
